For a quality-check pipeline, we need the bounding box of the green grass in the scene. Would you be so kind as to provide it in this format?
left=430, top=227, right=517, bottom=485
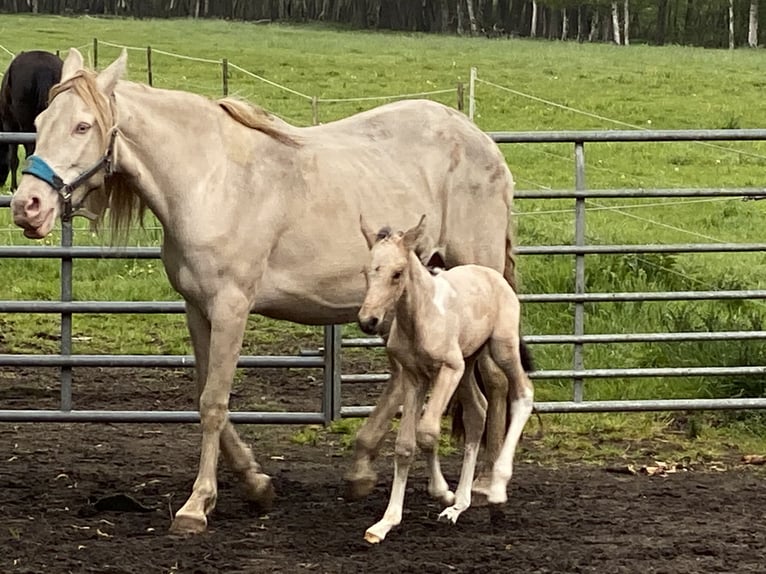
left=2, top=15, right=766, bottom=450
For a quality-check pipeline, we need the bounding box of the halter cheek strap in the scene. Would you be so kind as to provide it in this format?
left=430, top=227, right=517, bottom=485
left=20, top=130, right=117, bottom=221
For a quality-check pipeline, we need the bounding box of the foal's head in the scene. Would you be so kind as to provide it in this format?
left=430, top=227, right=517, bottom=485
left=357, top=215, right=426, bottom=335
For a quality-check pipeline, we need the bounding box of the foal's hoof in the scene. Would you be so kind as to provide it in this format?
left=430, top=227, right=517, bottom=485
left=169, top=511, right=207, bottom=535
left=470, top=477, right=492, bottom=507
left=470, top=490, right=490, bottom=507
left=344, top=474, right=377, bottom=500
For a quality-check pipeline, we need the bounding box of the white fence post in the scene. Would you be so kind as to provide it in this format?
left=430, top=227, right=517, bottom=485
left=468, top=66, right=477, bottom=121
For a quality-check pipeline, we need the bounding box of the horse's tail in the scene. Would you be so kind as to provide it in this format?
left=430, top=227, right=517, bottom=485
left=503, top=175, right=519, bottom=294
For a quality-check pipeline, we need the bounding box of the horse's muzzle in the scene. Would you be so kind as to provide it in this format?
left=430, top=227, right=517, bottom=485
left=357, top=316, right=380, bottom=335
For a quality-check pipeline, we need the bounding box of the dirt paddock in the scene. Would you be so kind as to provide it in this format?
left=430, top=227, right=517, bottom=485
left=1, top=365, right=765, bottom=574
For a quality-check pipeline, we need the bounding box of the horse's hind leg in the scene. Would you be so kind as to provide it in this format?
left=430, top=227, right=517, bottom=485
left=470, top=349, right=509, bottom=505
left=171, top=298, right=269, bottom=534
left=486, top=332, right=534, bottom=505
left=438, top=358, right=487, bottom=524
left=345, top=355, right=403, bottom=499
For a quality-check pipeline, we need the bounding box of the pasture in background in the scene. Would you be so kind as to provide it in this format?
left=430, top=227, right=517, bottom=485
left=1, top=15, right=766, bottom=451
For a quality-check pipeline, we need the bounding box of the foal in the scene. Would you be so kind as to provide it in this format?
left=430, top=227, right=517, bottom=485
left=358, top=214, right=534, bottom=544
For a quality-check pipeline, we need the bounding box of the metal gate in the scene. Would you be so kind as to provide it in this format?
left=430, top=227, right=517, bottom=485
left=3, top=128, right=766, bottom=424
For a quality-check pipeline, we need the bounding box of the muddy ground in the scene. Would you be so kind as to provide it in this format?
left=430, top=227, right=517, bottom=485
left=1, top=362, right=765, bottom=574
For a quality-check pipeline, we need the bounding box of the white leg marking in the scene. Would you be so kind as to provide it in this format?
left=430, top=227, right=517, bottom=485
left=427, top=448, right=455, bottom=506
left=364, top=458, right=411, bottom=544
left=488, top=386, right=534, bottom=504
left=438, top=441, right=480, bottom=524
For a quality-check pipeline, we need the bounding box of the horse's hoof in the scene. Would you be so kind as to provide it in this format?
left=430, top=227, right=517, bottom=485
left=437, top=505, right=463, bottom=525
left=470, top=490, right=490, bottom=507
left=169, top=511, right=207, bottom=535
left=344, top=475, right=377, bottom=500
left=244, top=473, right=275, bottom=511
left=487, top=487, right=508, bottom=506
left=364, top=529, right=385, bottom=544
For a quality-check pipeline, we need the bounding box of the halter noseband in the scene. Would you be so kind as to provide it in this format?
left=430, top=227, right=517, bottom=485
left=21, top=129, right=117, bottom=221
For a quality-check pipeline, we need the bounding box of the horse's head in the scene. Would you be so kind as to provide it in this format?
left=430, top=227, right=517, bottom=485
left=357, top=214, right=426, bottom=335
left=10, top=48, right=127, bottom=239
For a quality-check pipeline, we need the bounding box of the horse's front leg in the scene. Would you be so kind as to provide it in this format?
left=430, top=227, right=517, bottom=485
left=416, top=358, right=465, bottom=451
left=9, top=143, right=19, bottom=191
left=183, top=302, right=273, bottom=512
left=364, top=373, right=426, bottom=544
left=345, top=356, right=403, bottom=500
left=170, top=292, right=250, bottom=534
left=438, top=364, right=486, bottom=524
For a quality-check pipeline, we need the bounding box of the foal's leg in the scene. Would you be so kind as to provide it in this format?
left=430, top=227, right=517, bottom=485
left=439, top=365, right=487, bottom=524
left=345, top=356, right=404, bottom=499
left=416, top=357, right=465, bottom=450
left=170, top=294, right=252, bottom=534
left=364, top=375, right=426, bottom=544
left=471, top=350, right=510, bottom=505
left=486, top=335, right=534, bottom=505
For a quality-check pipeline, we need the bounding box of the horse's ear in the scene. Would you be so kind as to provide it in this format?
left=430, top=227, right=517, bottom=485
left=402, top=214, right=426, bottom=251
left=96, top=49, right=128, bottom=96
left=359, top=215, right=377, bottom=250
left=419, top=246, right=447, bottom=273
left=61, top=48, right=84, bottom=82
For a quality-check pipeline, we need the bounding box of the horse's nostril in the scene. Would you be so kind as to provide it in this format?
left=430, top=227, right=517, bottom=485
left=358, top=316, right=380, bottom=335
left=25, top=195, right=41, bottom=217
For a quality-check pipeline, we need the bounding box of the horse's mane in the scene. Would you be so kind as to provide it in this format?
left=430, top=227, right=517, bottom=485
left=217, top=97, right=300, bottom=148
left=50, top=70, right=145, bottom=239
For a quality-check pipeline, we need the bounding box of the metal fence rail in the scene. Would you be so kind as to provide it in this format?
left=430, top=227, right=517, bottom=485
left=2, top=128, right=766, bottom=422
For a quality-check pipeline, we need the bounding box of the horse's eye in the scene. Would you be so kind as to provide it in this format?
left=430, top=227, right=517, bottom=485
left=392, top=271, right=402, bottom=281
left=75, top=122, right=91, bottom=134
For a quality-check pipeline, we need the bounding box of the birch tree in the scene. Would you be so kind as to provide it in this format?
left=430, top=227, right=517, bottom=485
left=748, top=0, right=758, bottom=47
left=623, top=0, right=629, bottom=45
left=530, top=0, right=538, bottom=37
left=466, top=0, right=479, bottom=35
left=728, top=0, right=735, bottom=49
left=611, top=1, right=621, bottom=44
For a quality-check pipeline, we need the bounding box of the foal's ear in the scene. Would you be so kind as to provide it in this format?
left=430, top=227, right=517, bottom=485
left=402, top=214, right=427, bottom=251
left=61, top=48, right=84, bottom=82
left=359, top=215, right=378, bottom=250
left=96, top=49, right=128, bottom=97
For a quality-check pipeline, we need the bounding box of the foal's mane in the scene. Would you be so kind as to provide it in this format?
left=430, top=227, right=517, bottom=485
left=50, top=70, right=143, bottom=239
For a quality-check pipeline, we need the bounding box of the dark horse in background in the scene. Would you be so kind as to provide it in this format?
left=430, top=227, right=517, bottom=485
left=0, top=50, right=62, bottom=190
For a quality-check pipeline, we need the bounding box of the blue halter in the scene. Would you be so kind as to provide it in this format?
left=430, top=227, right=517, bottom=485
left=21, top=155, right=65, bottom=191
left=20, top=130, right=117, bottom=221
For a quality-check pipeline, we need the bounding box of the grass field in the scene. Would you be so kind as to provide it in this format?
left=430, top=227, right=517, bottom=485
left=1, top=15, right=766, bottom=450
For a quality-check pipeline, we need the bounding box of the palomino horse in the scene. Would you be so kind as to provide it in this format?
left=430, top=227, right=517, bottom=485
left=358, top=215, right=534, bottom=543
left=0, top=50, right=62, bottom=190
left=11, top=48, right=520, bottom=534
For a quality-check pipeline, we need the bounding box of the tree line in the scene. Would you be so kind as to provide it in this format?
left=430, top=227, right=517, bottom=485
left=2, top=0, right=762, bottom=48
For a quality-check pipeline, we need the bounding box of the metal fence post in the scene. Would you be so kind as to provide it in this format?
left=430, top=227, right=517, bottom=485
left=60, top=219, right=74, bottom=411
left=572, top=142, right=587, bottom=402
left=322, top=325, right=342, bottom=423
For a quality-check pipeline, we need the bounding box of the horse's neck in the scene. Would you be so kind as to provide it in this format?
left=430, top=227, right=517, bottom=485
left=395, top=251, right=436, bottom=337
left=112, top=82, right=229, bottom=231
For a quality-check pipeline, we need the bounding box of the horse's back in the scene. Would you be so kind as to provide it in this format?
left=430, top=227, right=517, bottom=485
left=2, top=50, right=63, bottom=128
